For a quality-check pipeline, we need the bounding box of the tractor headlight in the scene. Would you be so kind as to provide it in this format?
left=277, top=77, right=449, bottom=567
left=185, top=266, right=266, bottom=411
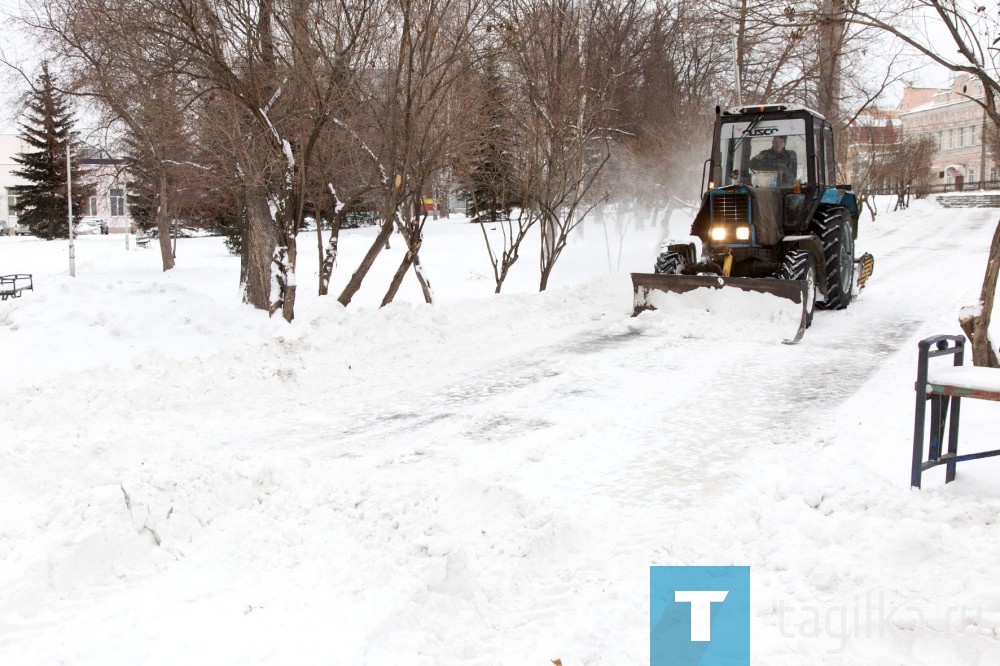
left=710, top=226, right=727, bottom=242
left=735, top=226, right=750, bottom=241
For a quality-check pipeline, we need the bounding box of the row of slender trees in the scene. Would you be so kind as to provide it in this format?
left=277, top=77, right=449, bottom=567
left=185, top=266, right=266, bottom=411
left=9, top=0, right=925, bottom=322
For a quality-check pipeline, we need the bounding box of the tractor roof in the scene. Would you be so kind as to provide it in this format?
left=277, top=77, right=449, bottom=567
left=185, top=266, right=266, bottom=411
left=723, top=104, right=825, bottom=120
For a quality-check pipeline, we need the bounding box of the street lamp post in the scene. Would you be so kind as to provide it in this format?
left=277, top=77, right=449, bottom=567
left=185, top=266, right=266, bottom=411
left=67, top=143, right=75, bottom=277
left=124, top=178, right=130, bottom=250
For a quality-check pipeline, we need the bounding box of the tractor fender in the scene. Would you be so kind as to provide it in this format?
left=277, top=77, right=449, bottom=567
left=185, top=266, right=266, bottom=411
left=819, top=188, right=860, bottom=237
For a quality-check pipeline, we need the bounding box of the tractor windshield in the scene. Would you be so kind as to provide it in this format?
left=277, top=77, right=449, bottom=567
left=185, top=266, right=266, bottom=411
left=721, top=117, right=807, bottom=188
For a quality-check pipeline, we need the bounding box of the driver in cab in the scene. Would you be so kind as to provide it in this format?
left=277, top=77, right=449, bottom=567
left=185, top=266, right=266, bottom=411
left=749, top=135, right=797, bottom=187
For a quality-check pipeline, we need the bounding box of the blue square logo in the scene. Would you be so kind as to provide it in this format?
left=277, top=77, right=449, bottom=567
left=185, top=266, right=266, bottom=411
left=650, top=566, right=750, bottom=665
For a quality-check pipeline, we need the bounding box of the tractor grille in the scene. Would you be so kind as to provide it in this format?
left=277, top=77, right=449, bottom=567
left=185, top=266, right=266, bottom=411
left=710, top=192, right=750, bottom=225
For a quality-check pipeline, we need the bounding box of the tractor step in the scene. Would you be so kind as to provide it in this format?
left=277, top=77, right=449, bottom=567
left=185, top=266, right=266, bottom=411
left=854, top=253, right=875, bottom=293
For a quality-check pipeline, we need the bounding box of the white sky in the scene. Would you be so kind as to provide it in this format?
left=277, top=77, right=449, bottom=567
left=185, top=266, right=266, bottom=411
left=0, top=0, right=43, bottom=132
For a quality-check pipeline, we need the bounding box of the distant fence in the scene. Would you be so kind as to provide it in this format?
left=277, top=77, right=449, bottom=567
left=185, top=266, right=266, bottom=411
left=866, top=180, right=1000, bottom=196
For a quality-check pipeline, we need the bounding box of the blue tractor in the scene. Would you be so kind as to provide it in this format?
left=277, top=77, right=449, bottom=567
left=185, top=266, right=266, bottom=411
left=632, top=103, right=875, bottom=342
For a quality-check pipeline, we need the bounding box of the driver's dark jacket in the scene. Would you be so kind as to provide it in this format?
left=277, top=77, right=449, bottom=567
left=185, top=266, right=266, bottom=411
left=749, top=148, right=797, bottom=185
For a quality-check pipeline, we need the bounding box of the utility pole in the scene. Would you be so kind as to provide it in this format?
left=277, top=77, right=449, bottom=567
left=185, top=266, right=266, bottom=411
left=124, top=174, right=131, bottom=250
left=981, top=106, right=987, bottom=190
left=734, top=0, right=747, bottom=106
left=67, top=143, right=75, bottom=277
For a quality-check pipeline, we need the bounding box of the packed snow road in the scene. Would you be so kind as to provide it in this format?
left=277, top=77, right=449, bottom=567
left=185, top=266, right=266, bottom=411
left=1, top=200, right=1000, bottom=665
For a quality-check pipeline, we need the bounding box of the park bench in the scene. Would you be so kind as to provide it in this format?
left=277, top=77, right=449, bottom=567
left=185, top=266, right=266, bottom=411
left=135, top=235, right=152, bottom=249
left=0, top=273, right=33, bottom=301
left=911, top=334, right=1000, bottom=488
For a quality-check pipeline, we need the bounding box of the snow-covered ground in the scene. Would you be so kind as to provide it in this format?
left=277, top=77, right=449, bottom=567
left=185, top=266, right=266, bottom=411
left=1, top=198, right=999, bottom=665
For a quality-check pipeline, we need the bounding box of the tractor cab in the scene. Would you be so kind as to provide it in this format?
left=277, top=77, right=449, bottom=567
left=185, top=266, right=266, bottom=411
left=690, top=104, right=857, bottom=255
left=714, top=104, right=837, bottom=191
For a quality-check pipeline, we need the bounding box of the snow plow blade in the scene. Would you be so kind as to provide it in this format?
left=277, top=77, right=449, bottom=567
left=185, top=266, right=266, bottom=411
left=630, top=273, right=809, bottom=344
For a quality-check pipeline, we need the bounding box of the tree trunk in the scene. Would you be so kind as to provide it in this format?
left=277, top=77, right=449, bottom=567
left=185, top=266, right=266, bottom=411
left=381, top=226, right=433, bottom=306
left=338, top=194, right=401, bottom=306
left=539, top=259, right=555, bottom=291
left=381, top=251, right=413, bottom=307
left=817, top=0, right=846, bottom=122
left=319, top=191, right=346, bottom=296
left=241, top=186, right=277, bottom=310
left=156, top=170, right=175, bottom=271
left=960, top=219, right=1000, bottom=367
left=338, top=217, right=394, bottom=306
left=539, top=214, right=557, bottom=291
left=279, top=235, right=297, bottom=322
left=413, top=252, right=433, bottom=303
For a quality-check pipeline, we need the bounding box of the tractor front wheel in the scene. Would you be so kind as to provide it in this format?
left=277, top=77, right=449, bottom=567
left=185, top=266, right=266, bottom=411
left=780, top=249, right=817, bottom=327
left=654, top=251, right=684, bottom=275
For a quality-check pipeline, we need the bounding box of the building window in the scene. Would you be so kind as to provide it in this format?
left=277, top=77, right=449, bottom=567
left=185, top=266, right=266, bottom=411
left=938, top=131, right=943, bottom=149
left=992, top=167, right=997, bottom=181
left=959, top=127, right=965, bottom=147
left=87, top=196, right=97, bottom=216
left=969, top=167, right=976, bottom=183
left=971, top=125, right=977, bottom=145
left=6, top=193, right=16, bottom=216
left=110, top=189, right=125, bottom=216
left=948, top=129, right=954, bottom=148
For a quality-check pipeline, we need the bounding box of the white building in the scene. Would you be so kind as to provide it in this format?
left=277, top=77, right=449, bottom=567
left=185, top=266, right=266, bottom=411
left=0, top=135, right=135, bottom=234
left=0, top=134, right=29, bottom=230
left=79, top=158, right=133, bottom=233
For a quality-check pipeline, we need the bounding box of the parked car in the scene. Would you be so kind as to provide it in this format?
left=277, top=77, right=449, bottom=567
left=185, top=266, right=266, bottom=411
left=74, top=220, right=100, bottom=235
left=0, top=220, right=29, bottom=236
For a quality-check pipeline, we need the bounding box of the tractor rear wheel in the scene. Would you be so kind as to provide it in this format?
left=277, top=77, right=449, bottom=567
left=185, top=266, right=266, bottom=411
left=814, top=208, right=855, bottom=310
left=654, top=251, right=684, bottom=275
left=779, top=249, right=816, bottom=327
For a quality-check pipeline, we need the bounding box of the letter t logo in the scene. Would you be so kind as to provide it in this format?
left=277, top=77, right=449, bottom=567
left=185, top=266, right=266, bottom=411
left=674, top=590, right=729, bottom=641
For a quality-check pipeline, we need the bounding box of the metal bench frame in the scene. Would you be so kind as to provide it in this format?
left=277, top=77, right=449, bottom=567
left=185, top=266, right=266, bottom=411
left=912, top=334, right=1000, bottom=488
left=0, top=273, right=33, bottom=301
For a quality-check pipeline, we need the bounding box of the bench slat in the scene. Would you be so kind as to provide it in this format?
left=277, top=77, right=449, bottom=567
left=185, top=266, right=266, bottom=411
left=927, top=384, right=1000, bottom=402
left=927, top=366, right=1000, bottom=394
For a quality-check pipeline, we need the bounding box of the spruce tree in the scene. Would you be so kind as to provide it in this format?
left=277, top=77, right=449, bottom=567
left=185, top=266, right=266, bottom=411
left=467, top=62, right=514, bottom=223
left=11, top=63, right=88, bottom=239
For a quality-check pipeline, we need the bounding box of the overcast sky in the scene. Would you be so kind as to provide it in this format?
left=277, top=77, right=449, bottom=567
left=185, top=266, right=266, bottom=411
left=0, top=0, right=42, bottom=133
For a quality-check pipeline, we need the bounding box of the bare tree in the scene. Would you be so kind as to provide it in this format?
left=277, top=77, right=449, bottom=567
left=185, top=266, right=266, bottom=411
left=848, top=1, right=1000, bottom=127
left=126, top=0, right=389, bottom=320
left=336, top=0, right=485, bottom=308
left=848, top=0, right=1000, bottom=364
left=311, top=118, right=383, bottom=297
left=497, top=0, right=615, bottom=290
left=447, top=31, right=533, bottom=293
left=699, top=0, right=906, bottom=134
